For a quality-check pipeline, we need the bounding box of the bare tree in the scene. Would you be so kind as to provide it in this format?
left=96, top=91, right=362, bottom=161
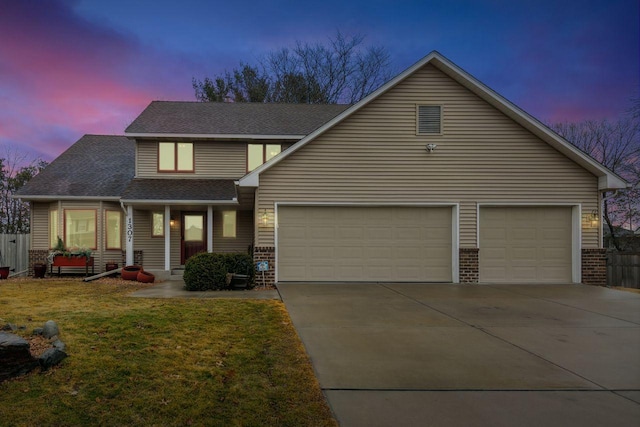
left=552, top=114, right=640, bottom=250
left=0, top=148, right=48, bottom=233
left=193, top=31, right=392, bottom=104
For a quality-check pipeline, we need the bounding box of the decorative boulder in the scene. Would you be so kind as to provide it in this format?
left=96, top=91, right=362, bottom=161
left=42, top=320, right=59, bottom=339
left=0, top=332, right=38, bottom=382
left=38, top=348, right=68, bottom=371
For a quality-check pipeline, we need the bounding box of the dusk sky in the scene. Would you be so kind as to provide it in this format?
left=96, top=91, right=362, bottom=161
left=1, top=0, right=638, bottom=163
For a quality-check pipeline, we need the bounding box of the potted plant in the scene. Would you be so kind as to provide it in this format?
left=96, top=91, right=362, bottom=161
left=47, top=237, right=93, bottom=265
left=122, top=265, right=143, bottom=281
left=33, top=262, right=47, bottom=278
left=0, top=250, right=9, bottom=280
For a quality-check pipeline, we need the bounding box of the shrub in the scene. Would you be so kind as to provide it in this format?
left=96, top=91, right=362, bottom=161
left=183, top=252, right=255, bottom=291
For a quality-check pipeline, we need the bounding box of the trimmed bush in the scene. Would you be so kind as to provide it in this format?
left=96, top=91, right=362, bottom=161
left=183, top=252, right=255, bottom=291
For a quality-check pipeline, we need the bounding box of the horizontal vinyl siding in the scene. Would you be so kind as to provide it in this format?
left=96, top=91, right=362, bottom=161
left=137, top=141, right=246, bottom=178
left=133, top=209, right=164, bottom=269
left=31, top=203, right=50, bottom=250
left=258, top=64, right=599, bottom=248
left=213, top=210, right=253, bottom=253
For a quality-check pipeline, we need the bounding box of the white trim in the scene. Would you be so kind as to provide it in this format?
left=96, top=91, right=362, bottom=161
left=120, top=199, right=238, bottom=205
left=125, top=205, right=134, bottom=265
left=239, top=51, right=627, bottom=191
left=207, top=205, right=213, bottom=253
left=477, top=203, right=581, bottom=284
left=125, top=132, right=304, bottom=140
left=274, top=202, right=460, bottom=284
left=13, top=195, right=121, bottom=201
left=164, top=205, right=171, bottom=270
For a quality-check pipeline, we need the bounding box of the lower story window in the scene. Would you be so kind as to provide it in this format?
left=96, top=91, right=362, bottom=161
left=65, top=209, right=96, bottom=249
left=105, top=210, right=122, bottom=249
left=222, top=211, right=236, bottom=238
left=49, top=209, right=58, bottom=248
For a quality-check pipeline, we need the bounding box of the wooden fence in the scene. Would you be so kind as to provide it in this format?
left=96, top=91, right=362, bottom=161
left=0, top=234, right=30, bottom=276
left=607, top=252, right=640, bottom=288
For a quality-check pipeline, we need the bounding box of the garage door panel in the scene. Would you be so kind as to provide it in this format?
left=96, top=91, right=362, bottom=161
left=480, top=207, right=572, bottom=284
left=278, top=206, right=452, bottom=282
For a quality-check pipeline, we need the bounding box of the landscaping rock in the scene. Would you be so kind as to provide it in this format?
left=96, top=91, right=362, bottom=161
left=38, top=348, right=67, bottom=370
left=42, top=320, right=59, bottom=339
left=1, top=323, right=17, bottom=332
left=0, top=332, right=38, bottom=382
left=52, top=339, right=66, bottom=352
left=32, top=327, right=43, bottom=336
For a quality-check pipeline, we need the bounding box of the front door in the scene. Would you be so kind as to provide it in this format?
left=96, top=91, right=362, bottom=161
left=182, top=212, right=207, bottom=264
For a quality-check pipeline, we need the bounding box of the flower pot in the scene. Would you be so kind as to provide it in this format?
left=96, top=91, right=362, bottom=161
left=33, top=263, right=47, bottom=278
left=0, top=266, right=9, bottom=280
left=105, top=262, right=118, bottom=272
left=137, top=271, right=155, bottom=283
left=122, top=265, right=143, bottom=281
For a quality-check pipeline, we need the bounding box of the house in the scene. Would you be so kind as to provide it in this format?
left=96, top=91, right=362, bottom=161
left=16, top=51, right=628, bottom=286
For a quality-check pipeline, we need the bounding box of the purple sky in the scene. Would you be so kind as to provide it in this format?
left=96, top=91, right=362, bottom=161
left=0, top=0, right=638, bottom=163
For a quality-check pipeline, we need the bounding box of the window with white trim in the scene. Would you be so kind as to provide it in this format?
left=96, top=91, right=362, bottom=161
left=417, top=105, right=442, bottom=134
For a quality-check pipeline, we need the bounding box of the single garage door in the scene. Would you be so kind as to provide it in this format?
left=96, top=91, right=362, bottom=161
left=278, top=206, right=452, bottom=282
left=479, top=206, right=572, bottom=283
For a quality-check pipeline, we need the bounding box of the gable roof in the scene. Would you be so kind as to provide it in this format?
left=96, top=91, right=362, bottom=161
left=125, top=101, right=350, bottom=139
left=239, top=51, right=628, bottom=191
left=15, top=135, right=134, bottom=200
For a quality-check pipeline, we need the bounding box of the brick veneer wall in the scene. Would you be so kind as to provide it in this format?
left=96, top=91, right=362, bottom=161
left=582, top=248, right=607, bottom=286
left=254, top=246, right=275, bottom=287
left=459, top=248, right=479, bottom=283
left=28, top=250, right=49, bottom=277
left=121, top=250, right=143, bottom=267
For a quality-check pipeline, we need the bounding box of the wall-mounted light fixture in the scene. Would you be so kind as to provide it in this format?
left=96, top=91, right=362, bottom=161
left=259, top=209, right=269, bottom=226
left=170, top=216, right=176, bottom=227
left=590, top=210, right=599, bottom=228
left=426, top=143, right=437, bottom=153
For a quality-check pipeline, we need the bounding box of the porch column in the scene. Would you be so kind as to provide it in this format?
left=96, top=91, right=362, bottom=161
left=125, top=205, right=134, bottom=265
left=164, top=205, right=171, bottom=270
left=207, top=205, right=213, bottom=253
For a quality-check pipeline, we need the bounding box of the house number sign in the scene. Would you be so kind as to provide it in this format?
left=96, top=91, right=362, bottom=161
left=126, top=217, right=134, bottom=243
left=257, top=261, right=269, bottom=272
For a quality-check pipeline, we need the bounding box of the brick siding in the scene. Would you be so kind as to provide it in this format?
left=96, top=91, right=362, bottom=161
left=254, top=246, right=275, bottom=287
left=459, top=248, right=479, bottom=283
left=582, top=248, right=607, bottom=286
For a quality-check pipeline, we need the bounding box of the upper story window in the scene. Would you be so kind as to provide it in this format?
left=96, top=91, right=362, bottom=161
left=247, top=144, right=282, bottom=172
left=417, top=105, right=442, bottom=135
left=158, top=142, right=194, bottom=172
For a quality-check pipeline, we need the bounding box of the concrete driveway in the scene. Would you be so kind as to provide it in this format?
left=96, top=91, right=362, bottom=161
left=277, top=283, right=640, bottom=427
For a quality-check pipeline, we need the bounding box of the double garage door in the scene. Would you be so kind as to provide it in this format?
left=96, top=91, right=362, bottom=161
left=278, top=206, right=453, bottom=282
left=277, top=205, right=573, bottom=284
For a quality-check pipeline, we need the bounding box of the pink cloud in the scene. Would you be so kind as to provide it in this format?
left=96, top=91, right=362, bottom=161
left=0, top=0, right=197, bottom=161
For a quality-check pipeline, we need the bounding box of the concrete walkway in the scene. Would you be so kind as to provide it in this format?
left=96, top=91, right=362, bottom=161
left=278, top=283, right=640, bottom=427
left=129, top=280, right=280, bottom=299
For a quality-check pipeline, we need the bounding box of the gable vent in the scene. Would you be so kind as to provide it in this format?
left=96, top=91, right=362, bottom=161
left=418, top=105, right=441, bottom=134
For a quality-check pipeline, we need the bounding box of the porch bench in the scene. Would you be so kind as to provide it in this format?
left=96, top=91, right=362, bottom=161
left=225, top=272, right=250, bottom=289
left=50, top=256, right=95, bottom=277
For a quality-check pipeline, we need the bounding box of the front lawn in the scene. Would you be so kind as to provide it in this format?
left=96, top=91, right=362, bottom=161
left=0, top=279, right=336, bottom=426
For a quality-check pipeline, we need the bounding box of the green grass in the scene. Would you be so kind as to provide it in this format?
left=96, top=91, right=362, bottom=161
left=0, top=279, right=336, bottom=427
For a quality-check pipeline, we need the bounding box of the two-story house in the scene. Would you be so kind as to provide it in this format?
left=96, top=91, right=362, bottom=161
left=16, top=52, right=627, bottom=286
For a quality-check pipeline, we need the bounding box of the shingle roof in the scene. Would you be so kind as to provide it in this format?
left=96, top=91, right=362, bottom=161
left=16, top=135, right=134, bottom=198
left=125, top=101, right=351, bottom=136
left=120, top=179, right=237, bottom=202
